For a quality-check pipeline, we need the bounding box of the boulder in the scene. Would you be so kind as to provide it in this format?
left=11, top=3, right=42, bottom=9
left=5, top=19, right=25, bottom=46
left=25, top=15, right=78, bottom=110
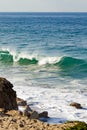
left=0, top=77, right=18, bottom=111
left=39, top=111, right=48, bottom=118
left=70, top=102, right=82, bottom=109
left=23, top=109, right=39, bottom=119
left=29, top=111, right=39, bottom=119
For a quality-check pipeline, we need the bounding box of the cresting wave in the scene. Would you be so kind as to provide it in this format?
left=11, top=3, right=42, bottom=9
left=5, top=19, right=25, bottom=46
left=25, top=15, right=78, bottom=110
left=0, top=50, right=87, bottom=73
left=0, top=50, right=60, bottom=65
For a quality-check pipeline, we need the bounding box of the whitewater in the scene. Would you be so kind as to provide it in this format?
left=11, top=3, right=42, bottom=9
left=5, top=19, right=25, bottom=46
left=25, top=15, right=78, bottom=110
left=0, top=12, right=87, bottom=124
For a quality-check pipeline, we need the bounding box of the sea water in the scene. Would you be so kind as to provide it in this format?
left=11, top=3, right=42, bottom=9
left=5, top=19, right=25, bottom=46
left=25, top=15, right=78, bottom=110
left=0, top=12, right=87, bottom=123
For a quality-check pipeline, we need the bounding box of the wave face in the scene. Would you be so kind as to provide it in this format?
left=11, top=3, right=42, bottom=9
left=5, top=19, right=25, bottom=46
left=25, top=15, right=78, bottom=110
left=0, top=50, right=87, bottom=78
left=18, top=58, right=38, bottom=65
left=55, top=56, right=86, bottom=70
left=0, top=50, right=38, bottom=65
left=0, top=50, right=13, bottom=64
left=55, top=56, right=87, bottom=78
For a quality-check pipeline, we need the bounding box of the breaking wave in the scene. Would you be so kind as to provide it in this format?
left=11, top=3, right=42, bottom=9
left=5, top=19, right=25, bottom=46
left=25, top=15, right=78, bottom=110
left=0, top=50, right=87, bottom=76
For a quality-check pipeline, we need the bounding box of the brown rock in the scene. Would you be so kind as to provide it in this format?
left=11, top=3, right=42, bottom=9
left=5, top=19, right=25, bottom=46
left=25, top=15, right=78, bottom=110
left=29, top=111, right=39, bottom=119
left=70, top=102, right=82, bottom=109
left=23, top=105, right=32, bottom=116
left=24, top=105, right=32, bottom=111
left=0, top=108, right=5, bottom=114
left=39, top=111, right=48, bottom=118
left=0, top=77, right=18, bottom=110
left=16, top=97, right=27, bottom=106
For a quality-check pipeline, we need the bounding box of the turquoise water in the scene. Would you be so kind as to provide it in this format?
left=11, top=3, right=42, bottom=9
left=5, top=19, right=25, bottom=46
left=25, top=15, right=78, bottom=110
left=0, top=12, right=87, bottom=123
left=0, top=13, right=87, bottom=79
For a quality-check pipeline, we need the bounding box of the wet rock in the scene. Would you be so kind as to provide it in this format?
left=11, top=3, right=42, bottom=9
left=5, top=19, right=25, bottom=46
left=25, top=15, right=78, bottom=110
left=29, top=111, right=39, bottom=119
left=23, top=105, right=32, bottom=116
left=24, top=105, right=32, bottom=111
left=0, top=77, right=18, bottom=110
left=23, top=110, right=39, bottom=119
left=16, top=97, right=27, bottom=106
left=70, top=102, right=82, bottom=109
left=39, top=111, right=48, bottom=118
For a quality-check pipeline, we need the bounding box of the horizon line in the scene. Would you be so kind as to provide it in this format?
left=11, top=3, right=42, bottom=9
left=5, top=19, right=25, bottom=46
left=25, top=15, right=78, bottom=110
left=0, top=11, right=87, bottom=13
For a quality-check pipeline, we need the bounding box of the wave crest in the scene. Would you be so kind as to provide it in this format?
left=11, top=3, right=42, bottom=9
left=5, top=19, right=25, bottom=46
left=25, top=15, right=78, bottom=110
left=0, top=50, right=87, bottom=73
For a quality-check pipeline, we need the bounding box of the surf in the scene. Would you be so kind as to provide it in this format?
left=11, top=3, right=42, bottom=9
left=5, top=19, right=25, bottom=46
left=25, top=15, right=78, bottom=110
left=0, top=50, right=87, bottom=75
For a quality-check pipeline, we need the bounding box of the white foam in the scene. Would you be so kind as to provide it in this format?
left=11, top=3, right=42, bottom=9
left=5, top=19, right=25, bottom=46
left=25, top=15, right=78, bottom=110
left=0, top=47, right=10, bottom=52
left=13, top=83, right=87, bottom=124
left=0, top=48, right=63, bottom=66
left=18, top=52, right=37, bottom=60
left=38, top=56, right=61, bottom=65
left=1, top=48, right=87, bottom=124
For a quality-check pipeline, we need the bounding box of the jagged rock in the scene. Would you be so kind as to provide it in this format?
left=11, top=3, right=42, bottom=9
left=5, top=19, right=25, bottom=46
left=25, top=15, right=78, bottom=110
left=39, top=111, right=48, bottom=118
left=29, top=111, right=39, bottom=119
left=70, top=102, right=82, bottom=109
left=0, top=77, right=18, bottom=110
left=23, top=105, right=32, bottom=116
left=23, top=105, right=32, bottom=111
left=23, top=110, right=39, bottom=119
left=16, top=97, right=27, bottom=106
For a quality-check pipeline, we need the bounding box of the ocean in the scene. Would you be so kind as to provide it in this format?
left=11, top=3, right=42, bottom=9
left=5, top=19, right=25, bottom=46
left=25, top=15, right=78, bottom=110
left=0, top=12, right=87, bottom=123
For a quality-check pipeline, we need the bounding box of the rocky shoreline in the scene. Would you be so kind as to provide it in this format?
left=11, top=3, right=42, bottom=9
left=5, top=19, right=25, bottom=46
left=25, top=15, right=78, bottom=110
left=0, top=77, right=87, bottom=130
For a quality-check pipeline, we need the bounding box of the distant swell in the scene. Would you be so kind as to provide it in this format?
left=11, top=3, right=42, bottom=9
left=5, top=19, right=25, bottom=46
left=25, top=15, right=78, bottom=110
left=0, top=50, right=87, bottom=75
